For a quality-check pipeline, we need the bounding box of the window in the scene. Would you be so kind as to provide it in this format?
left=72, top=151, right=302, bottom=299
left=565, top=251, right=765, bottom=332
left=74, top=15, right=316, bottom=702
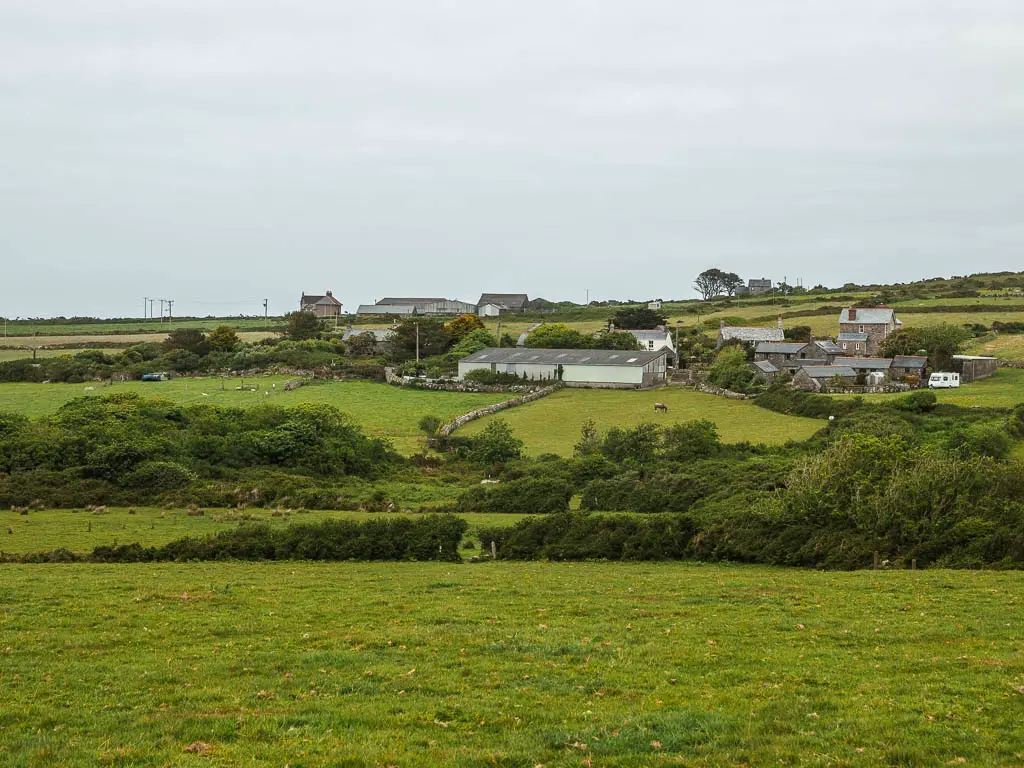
left=859, top=325, right=864, bottom=333
left=842, top=343, right=847, bottom=350
left=648, top=340, right=655, bottom=349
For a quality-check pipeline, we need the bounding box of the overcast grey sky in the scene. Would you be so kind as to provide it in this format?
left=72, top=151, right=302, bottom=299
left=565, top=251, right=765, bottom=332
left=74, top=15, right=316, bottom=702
left=1, top=1, right=1023, bottom=318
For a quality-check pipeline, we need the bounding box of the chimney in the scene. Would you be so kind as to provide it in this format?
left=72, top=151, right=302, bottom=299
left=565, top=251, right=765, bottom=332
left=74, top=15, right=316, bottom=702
left=777, top=314, right=783, bottom=329
left=848, top=307, right=857, bottom=321
left=326, top=290, right=332, bottom=297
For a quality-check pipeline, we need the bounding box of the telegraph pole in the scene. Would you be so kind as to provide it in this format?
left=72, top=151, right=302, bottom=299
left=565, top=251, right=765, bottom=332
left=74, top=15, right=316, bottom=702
left=143, top=297, right=148, bottom=319
left=167, top=300, right=173, bottom=320
left=496, top=317, right=502, bottom=348
left=415, top=321, right=420, bottom=363
left=263, top=299, right=269, bottom=329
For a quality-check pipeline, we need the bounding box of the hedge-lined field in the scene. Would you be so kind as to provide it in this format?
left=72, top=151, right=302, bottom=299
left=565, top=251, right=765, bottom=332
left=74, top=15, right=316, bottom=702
left=0, top=379, right=512, bottom=454
left=0, top=507, right=529, bottom=555
left=459, top=388, right=823, bottom=456
left=1, top=562, right=1020, bottom=766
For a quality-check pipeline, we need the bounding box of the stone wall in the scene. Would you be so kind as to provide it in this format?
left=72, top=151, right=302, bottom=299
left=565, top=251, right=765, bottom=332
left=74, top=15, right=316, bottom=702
left=694, top=381, right=753, bottom=400
left=437, top=384, right=562, bottom=437
left=384, top=367, right=547, bottom=394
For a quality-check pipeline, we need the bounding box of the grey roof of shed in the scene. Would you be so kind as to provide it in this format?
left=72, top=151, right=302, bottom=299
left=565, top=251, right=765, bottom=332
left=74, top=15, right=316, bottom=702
left=752, top=360, right=779, bottom=373
left=838, top=307, right=897, bottom=324
left=891, top=355, right=927, bottom=368
left=837, top=332, right=870, bottom=341
left=801, top=365, right=856, bottom=379
left=755, top=342, right=807, bottom=354
left=833, top=357, right=893, bottom=369
left=478, top=293, right=529, bottom=310
left=356, top=304, right=416, bottom=315
left=719, top=326, right=784, bottom=342
left=952, top=354, right=997, bottom=361
left=459, top=347, right=666, bottom=367
left=376, top=297, right=446, bottom=306
left=815, top=340, right=842, bottom=354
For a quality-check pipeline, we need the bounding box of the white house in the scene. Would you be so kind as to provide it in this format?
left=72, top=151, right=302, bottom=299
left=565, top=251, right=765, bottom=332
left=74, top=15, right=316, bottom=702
left=477, top=303, right=504, bottom=317
left=458, top=348, right=668, bottom=389
left=623, top=328, right=676, bottom=364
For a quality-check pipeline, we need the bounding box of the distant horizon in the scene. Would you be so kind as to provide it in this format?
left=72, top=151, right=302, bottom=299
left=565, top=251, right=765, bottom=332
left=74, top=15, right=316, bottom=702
left=3, top=266, right=1022, bottom=321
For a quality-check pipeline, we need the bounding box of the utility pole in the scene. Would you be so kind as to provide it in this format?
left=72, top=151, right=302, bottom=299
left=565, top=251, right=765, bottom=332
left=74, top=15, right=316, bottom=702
left=143, top=297, right=148, bottom=319
left=263, top=299, right=269, bottom=329
left=496, top=317, right=502, bottom=348
left=167, top=300, right=173, bottom=320
left=148, top=298, right=156, bottom=319
left=585, top=288, right=590, bottom=306
left=415, top=321, right=420, bottom=363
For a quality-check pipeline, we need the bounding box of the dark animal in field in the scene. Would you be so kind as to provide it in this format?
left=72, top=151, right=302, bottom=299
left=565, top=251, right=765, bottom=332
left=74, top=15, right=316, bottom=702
left=654, top=403, right=669, bottom=412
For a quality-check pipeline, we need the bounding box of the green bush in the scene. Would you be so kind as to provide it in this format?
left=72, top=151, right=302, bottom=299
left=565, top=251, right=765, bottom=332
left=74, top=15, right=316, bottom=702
left=456, top=477, right=572, bottom=514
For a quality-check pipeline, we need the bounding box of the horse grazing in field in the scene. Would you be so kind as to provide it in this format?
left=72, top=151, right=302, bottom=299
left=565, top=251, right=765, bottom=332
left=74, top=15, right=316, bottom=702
left=653, top=403, right=669, bottom=413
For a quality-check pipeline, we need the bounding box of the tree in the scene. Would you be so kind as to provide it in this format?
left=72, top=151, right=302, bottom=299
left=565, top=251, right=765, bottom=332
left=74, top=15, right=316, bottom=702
left=467, top=419, right=523, bottom=465
left=693, top=269, right=727, bottom=300
left=661, top=420, right=720, bottom=462
left=610, top=307, right=668, bottom=330
left=783, top=325, right=812, bottom=343
left=594, top=331, right=642, bottom=351
left=163, top=329, right=208, bottom=355
left=574, top=419, right=601, bottom=457
left=879, top=324, right=970, bottom=370
left=345, top=332, right=380, bottom=357
left=418, top=414, right=443, bottom=437
left=449, top=329, right=497, bottom=358
left=282, top=311, right=324, bottom=341
left=444, top=313, right=485, bottom=341
left=387, top=318, right=452, bottom=362
left=720, top=272, right=744, bottom=296
left=524, top=323, right=591, bottom=349
left=207, top=325, right=240, bottom=353
left=708, top=346, right=755, bottom=392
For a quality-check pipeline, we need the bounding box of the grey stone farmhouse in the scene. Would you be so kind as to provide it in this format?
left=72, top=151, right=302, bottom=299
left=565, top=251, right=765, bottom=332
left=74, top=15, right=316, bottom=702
left=837, top=307, right=901, bottom=355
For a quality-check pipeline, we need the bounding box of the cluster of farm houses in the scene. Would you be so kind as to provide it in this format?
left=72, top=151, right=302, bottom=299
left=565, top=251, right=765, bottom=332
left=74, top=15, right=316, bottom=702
left=302, top=291, right=996, bottom=391
left=455, top=308, right=995, bottom=391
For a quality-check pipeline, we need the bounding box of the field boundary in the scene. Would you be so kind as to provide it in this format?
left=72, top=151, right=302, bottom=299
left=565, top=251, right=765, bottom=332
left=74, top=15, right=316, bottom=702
left=440, top=383, right=562, bottom=437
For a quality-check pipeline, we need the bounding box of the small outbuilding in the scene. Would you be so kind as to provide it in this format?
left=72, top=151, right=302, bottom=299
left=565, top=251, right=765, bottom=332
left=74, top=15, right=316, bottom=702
left=952, top=355, right=998, bottom=383
left=793, top=365, right=856, bottom=392
left=458, top=347, right=668, bottom=389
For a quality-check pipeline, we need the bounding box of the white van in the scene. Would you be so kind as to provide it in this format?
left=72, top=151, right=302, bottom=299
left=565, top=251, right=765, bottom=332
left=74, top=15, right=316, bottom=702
left=928, top=372, right=960, bottom=389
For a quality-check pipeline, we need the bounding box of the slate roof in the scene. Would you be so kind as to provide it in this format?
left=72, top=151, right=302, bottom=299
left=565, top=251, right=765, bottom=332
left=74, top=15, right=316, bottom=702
left=478, top=293, right=529, bottom=311
left=755, top=342, right=807, bottom=355
left=459, top=347, right=666, bottom=367
left=814, top=340, right=842, bottom=355
left=356, top=304, right=416, bottom=315
left=752, top=360, right=779, bottom=374
left=301, top=293, right=341, bottom=306
left=802, top=366, right=856, bottom=379
left=837, top=332, right=870, bottom=342
left=627, top=329, right=672, bottom=343
left=719, top=326, right=785, bottom=343
left=748, top=278, right=772, bottom=289
left=839, top=307, right=897, bottom=324
left=891, top=355, right=927, bottom=369
left=794, top=358, right=828, bottom=367
left=377, top=297, right=447, bottom=306
left=833, top=357, right=893, bottom=369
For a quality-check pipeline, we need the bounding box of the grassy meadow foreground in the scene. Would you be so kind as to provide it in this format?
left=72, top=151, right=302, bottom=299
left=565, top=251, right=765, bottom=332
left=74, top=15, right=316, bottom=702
left=1, top=562, right=1022, bottom=767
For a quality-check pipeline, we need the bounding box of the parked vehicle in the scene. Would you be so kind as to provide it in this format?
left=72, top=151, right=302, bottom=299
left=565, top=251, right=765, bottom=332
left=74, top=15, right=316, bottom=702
left=141, top=372, right=170, bottom=382
left=928, top=372, right=960, bottom=389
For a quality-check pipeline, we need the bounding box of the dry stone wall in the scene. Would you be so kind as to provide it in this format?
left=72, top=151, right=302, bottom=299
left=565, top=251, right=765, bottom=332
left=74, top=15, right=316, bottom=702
left=438, top=384, right=562, bottom=437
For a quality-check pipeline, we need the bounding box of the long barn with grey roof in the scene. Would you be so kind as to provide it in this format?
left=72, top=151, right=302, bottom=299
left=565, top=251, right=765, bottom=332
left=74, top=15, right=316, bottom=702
left=458, top=347, right=667, bottom=389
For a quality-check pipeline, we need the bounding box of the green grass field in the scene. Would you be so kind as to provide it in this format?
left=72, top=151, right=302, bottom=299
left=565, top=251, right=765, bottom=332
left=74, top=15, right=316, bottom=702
left=0, top=507, right=529, bottom=555
left=1, top=562, right=1020, bottom=766
left=459, top=387, right=823, bottom=455
left=833, top=369, right=1024, bottom=409
left=0, top=378, right=512, bottom=455
left=0, top=348, right=103, bottom=362
left=0, top=317, right=281, bottom=337
left=965, top=334, right=1024, bottom=362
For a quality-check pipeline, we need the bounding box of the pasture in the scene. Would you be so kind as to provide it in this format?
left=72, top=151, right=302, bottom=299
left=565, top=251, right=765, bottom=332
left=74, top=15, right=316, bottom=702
left=0, top=378, right=512, bottom=455
left=834, top=368, right=1024, bottom=410
left=965, top=333, right=1024, bottom=362
left=0, top=317, right=278, bottom=337
left=459, top=387, right=824, bottom=456
left=0, top=331, right=275, bottom=349
left=0, top=562, right=1020, bottom=766
left=0, top=348, right=101, bottom=363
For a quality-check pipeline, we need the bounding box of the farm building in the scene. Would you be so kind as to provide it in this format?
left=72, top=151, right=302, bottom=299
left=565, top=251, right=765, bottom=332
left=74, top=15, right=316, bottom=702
left=837, top=307, right=902, bottom=355
left=458, top=348, right=668, bottom=389
left=890, top=355, right=928, bottom=380
left=341, top=328, right=391, bottom=352
left=793, top=365, right=857, bottom=392
left=357, top=298, right=477, bottom=316
left=836, top=332, right=870, bottom=356
left=750, top=359, right=779, bottom=382
left=952, top=355, right=998, bottom=383
left=477, top=303, right=505, bottom=317
left=300, top=291, right=343, bottom=318
left=716, top=320, right=784, bottom=347
left=477, top=293, right=530, bottom=313
left=624, top=327, right=676, bottom=359
left=832, top=357, right=894, bottom=376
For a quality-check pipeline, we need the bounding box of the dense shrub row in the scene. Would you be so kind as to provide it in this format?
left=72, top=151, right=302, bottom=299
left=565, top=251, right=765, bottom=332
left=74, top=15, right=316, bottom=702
left=4, top=515, right=468, bottom=563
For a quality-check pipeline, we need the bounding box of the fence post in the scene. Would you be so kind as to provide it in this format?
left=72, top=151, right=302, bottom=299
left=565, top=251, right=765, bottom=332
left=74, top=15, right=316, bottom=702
left=911, top=559, right=917, bottom=571
left=491, top=541, right=497, bottom=561
left=873, top=551, right=879, bottom=570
